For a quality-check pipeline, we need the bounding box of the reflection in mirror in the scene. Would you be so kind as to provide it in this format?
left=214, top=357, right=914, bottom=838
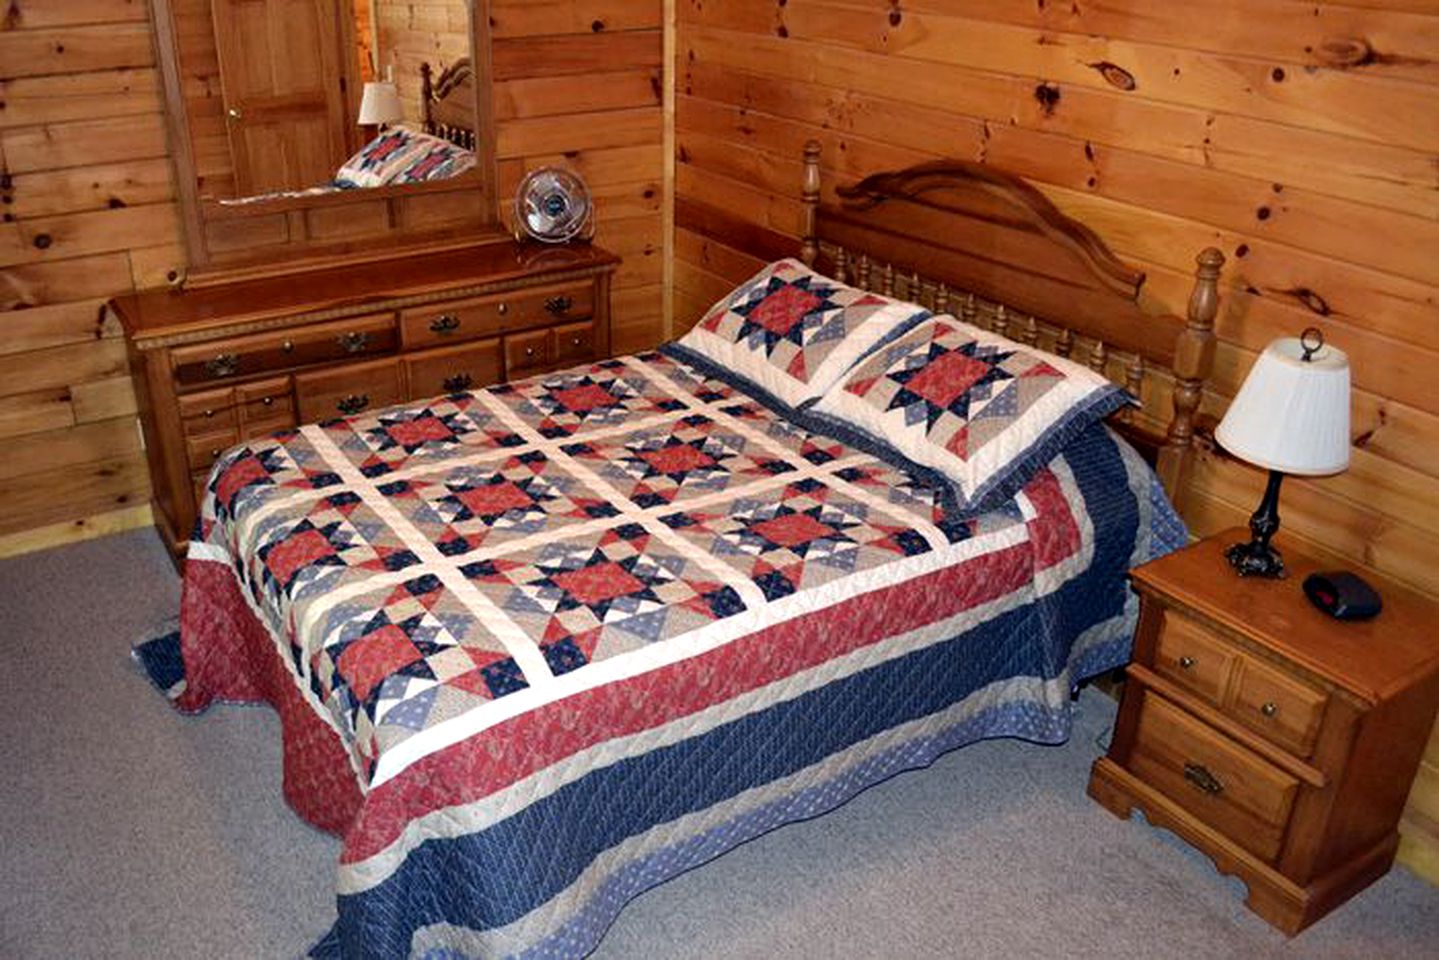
left=208, top=0, right=479, bottom=206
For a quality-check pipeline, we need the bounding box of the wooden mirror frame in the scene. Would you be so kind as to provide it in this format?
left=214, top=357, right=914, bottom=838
left=150, top=0, right=502, bottom=285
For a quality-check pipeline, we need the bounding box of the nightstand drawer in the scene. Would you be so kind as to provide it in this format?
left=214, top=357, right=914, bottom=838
left=186, top=427, right=239, bottom=472
left=1232, top=656, right=1327, bottom=757
left=1130, top=691, right=1299, bottom=862
left=1154, top=611, right=1237, bottom=706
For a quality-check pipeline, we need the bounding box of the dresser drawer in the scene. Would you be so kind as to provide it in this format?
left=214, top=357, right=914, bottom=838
left=504, top=328, right=552, bottom=378
left=171, top=313, right=397, bottom=388
left=295, top=358, right=404, bottom=422
left=399, top=281, right=594, bottom=349
left=1130, top=691, right=1298, bottom=862
left=1231, top=656, right=1327, bottom=757
left=179, top=386, right=238, bottom=433
left=553, top=319, right=598, bottom=365
left=236, top=376, right=293, bottom=420
left=404, top=339, right=503, bottom=399
left=1153, top=610, right=1238, bottom=707
left=186, top=427, right=240, bottom=472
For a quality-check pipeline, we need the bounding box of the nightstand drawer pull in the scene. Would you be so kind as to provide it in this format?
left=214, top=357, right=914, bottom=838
left=1179, top=655, right=1196, bottom=670
left=1260, top=701, right=1279, bottom=718
left=1183, top=762, right=1224, bottom=796
left=336, top=394, right=369, bottom=416
left=261, top=396, right=274, bottom=407
left=204, top=352, right=239, bottom=378
left=545, top=295, right=573, bottom=316
left=430, top=314, right=461, bottom=335
left=443, top=373, right=474, bottom=392
left=337, top=331, right=371, bottom=354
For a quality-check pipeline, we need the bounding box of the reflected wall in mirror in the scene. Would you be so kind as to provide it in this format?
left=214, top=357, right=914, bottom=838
left=151, top=0, right=500, bottom=278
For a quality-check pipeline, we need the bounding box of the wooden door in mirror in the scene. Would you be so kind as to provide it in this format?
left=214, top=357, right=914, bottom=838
left=150, top=0, right=501, bottom=282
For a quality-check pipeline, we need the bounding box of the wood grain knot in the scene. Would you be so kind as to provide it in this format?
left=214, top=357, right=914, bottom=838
left=1087, top=61, right=1137, bottom=91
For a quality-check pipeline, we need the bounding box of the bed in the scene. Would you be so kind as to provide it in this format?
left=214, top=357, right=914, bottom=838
left=151, top=143, right=1224, bottom=958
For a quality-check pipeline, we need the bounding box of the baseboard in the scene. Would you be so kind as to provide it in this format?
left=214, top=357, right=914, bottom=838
left=0, top=504, right=154, bottom=560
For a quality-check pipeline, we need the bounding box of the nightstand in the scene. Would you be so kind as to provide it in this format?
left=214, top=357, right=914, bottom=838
left=1088, top=529, right=1439, bottom=934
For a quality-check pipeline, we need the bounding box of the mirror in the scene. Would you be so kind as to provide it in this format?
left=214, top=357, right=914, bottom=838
left=151, top=0, right=499, bottom=277
left=206, top=0, right=481, bottom=203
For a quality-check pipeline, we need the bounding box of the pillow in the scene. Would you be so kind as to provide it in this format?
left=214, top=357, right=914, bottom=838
left=811, top=315, right=1131, bottom=515
left=336, top=128, right=474, bottom=188
left=675, top=258, right=931, bottom=408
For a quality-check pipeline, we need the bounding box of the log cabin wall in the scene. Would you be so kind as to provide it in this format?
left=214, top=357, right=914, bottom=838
left=673, top=1, right=1439, bottom=883
left=0, top=0, right=177, bottom=552
left=0, top=0, right=666, bottom=552
left=491, top=0, right=666, bottom=355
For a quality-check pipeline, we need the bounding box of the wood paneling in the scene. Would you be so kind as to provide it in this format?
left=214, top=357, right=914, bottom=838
left=674, top=0, right=1439, bottom=884
left=492, top=1, right=666, bottom=350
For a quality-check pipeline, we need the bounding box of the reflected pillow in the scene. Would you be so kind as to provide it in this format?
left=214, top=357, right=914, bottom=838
left=675, top=258, right=930, bottom=408
left=812, top=315, right=1131, bottom=515
left=337, top=127, right=475, bottom=188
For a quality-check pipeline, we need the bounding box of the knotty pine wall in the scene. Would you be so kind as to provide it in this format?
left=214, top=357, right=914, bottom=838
left=0, top=0, right=666, bottom=554
left=672, top=1, right=1439, bottom=882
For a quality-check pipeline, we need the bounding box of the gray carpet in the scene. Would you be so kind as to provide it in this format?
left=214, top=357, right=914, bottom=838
left=2, top=529, right=1436, bottom=959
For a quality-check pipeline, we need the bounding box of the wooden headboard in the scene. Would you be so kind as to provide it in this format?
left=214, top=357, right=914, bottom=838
left=797, top=141, right=1224, bottom=508
left=419, top=59, right=478, bottom=150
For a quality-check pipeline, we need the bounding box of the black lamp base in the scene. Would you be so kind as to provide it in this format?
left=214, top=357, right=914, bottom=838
left=1226, top=469, right=1288, bottom=579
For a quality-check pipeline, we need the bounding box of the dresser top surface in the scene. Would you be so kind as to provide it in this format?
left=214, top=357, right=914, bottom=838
left=112, top=241, right=619, bottom=342
left=1133, top=530, right=1439, bottom=703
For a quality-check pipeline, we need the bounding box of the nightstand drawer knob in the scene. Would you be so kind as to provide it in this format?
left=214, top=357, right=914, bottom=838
left=1183, top=762, right=1224, bottom=796
left=1260, top=701, right=1279, bottom=718
left=1178, top=655, right=1197, bottom=670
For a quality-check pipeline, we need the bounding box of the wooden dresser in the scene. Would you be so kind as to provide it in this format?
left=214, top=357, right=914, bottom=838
left=112, top=241, right=619, bottom=556
left=1089, top=530, right=1439, bottom=934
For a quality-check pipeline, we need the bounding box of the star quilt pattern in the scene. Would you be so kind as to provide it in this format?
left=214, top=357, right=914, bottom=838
left=676, top=258, right=932, bottom=407
left=814, top=316, right=1131, bottom=515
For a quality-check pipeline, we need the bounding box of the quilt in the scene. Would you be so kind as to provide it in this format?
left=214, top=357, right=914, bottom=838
left=168, top=348, right=1185, bottom=958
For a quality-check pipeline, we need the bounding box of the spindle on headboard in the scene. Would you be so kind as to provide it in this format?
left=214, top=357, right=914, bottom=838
left=800, top=141, right=822, bottom=268
left=1157, top=247, right=1225, bottom=499
left=935, top=283, right=950, bottom=316
left=880, top=263, right=895, bottom=296
left=833, top=246, right=850, bottom=284
left=1054, top=327, right=1075, bottom=358
left=1020, top=315, right=1039, bottom=347
left=993, top=304, right=1010, bottom=339
left=856, top=254, right=872, bottom=290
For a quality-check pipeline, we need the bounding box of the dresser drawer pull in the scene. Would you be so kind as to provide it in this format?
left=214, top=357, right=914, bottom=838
left=429, top=314, right=461, bottom=335
left=545, top=295, right=573, bottom=316
left=202, top=408, right=216, bottom=418
left=282, top=339, right=294, bottom=353
left=571, top=335, right=584, bottom=347
left=204, top=353, right=239, bottom=378
left=261, top=396, right=274, bottom=407
left=443, top=373, right=474, bottom=392
left=1178, top=655, right=1197, bottom=670
left=1183, top=762, right=1225, bottom=797
left=1260, top=701, right=1279, bottom=718
left=524, top=346, right=536, bottom=359
left=337, top=331, right=371, bottom=354
left=496, top=302, right=509, bottom=316
left=336, top=394, right=370, bottom=416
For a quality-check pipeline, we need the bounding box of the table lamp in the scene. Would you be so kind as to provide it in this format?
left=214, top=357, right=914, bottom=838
left=1214, top=327, right=1350, bottom=578
left=357, top=81, right=403, bottom=130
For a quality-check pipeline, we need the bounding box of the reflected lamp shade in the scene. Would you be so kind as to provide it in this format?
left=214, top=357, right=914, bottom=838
left=1214, top=332, right=1351, bottom=578
left=357, top=81, right=403, bottom=127
left=1215, top=336, right=1351, bottom=476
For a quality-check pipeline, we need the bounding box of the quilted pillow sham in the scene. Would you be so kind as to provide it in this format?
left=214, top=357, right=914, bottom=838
left=811, top=315, right=1131, bottom=515
left=675, top=258, right=931, bottom=408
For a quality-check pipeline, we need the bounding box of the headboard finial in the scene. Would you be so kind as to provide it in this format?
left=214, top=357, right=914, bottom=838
left=800, top=140, right=822, bottom=267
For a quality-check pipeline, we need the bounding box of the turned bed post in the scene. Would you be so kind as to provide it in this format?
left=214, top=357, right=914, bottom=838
left=800, top=140, right=822, bottom=267
left=1157, top=247, right=1225, bottom=506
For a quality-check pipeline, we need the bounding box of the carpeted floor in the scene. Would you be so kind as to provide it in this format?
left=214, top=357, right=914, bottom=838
left=2, top=528, right=1436, bottom=959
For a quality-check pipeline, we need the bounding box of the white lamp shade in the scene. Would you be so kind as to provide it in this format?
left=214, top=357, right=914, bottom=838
left=1215, top=336, right=1351, bottom=476
left=357, top=81, right=403, bottom=126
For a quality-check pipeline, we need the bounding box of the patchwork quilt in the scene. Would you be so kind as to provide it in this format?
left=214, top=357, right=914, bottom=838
left=172, top=348, right=1184, bottom=958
